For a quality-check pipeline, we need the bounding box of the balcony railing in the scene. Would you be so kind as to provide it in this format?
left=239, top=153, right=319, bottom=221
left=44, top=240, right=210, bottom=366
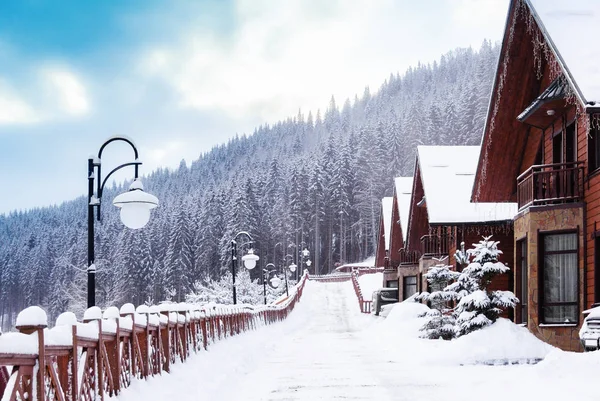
left=398, top=248, right=421, bottom=265
left=420, top=234, right=451, bottom=258
left=517, top=162, right=584, bottom=210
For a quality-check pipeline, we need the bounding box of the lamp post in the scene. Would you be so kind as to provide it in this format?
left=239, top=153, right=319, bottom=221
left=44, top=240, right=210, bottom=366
left=231, top=231, right=259, bottom=305
left=87, top=136, right=159, bottom=308
left=262, top=263, right=280, bottom=305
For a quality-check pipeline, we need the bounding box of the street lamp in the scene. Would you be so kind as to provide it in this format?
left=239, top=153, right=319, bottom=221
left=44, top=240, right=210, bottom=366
left=262, top=263, right=281, bottom=305
left=87, top=136, right=158, bottom=308
left=231, top=231, right=258, bottom=304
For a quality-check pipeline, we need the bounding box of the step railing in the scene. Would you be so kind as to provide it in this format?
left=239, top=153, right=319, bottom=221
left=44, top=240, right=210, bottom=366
left=0, top=272, right=308, bottom=401
left=351, top=272, right=373, bottom=314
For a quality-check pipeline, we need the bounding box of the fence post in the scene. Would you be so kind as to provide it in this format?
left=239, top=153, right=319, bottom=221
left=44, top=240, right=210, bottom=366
left=15, top=307, right=47, bottom=401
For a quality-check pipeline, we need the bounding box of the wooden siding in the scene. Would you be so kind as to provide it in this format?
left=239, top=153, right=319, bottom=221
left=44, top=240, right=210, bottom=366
left=406, top=161, right=428, bottom=253
left=374, top=208, right=387, bottom=268
left=388, top=189, right=404, bottom=268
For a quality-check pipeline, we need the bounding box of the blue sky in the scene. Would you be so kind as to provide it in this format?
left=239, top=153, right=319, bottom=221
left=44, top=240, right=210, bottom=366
left=0, top=0, right=508, bottom=213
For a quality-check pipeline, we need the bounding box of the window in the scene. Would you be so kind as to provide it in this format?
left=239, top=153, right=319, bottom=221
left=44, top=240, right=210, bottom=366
left=386, top=280, right=398, bottom=288
left=588, top=121, right=600, bottom=173
left=540, top=232, right=578, bottom=324
left=516, top=239, right=528, bottom=324
left=403, top=275, right=417, bottom=300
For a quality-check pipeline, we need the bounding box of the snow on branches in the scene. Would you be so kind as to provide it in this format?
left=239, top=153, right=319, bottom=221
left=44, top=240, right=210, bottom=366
left=416, top=236, right=519, bottom=339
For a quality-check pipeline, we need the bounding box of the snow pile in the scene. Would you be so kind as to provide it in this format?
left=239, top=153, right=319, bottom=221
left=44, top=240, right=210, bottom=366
left=445, top=319, right=553, bottom=365
left=16, top=305, right=48, bottom=327
left=0, top=332, right=39, bottom=355
left=368, top=301, right=553, bottom=366
left=357, top=272, right=383, bottom=300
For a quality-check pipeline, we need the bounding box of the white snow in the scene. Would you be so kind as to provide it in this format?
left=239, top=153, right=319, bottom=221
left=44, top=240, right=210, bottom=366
left=0, top=332, right=38, bottom=355
left=357, top=272, right=384, bottom=301
left=15, top=306, right=48, bottom=327
left=83, top=306, right=102, bottom=321
left=381, top=197, right=393, bottom=251
left=103, top=306, right=120, bottom=320
left=417, top=146, right=518, bottom=224
left=120, top=303, right=135, bottom=315
left=394, top=176, right=413, bottom=243
left=527, top=0, right=600, bottom=105
left=110, top=280, right=600, bottom=401
left=55, top=312, right=78, bottom=327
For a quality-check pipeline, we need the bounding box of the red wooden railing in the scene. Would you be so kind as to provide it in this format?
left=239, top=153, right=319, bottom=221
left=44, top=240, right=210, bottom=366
left=0, top=273, right=308, bottom=401
left=351, top=273, right=373, bottom=314
left=398, top=248, right=421, bottom=265
left=309, top=274, right=352, bottom=283
left=517, top=162, right=584, bottom=210
left=420, top=234, right=451, bottom=257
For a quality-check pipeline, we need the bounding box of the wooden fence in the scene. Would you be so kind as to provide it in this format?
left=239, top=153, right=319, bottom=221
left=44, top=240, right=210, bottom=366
left=0, top=273, right=308, bottom=401
left=351, top=273, right=372, bottom=314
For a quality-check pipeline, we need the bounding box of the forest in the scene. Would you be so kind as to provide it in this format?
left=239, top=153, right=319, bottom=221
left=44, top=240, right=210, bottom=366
left=0, top=40, right=499, bottom=329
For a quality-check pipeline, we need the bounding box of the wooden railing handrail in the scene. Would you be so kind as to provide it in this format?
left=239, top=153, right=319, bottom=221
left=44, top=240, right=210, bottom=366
left=0, top=272, right=309, bottom=401
left=517, top=161, right=584, bottom=182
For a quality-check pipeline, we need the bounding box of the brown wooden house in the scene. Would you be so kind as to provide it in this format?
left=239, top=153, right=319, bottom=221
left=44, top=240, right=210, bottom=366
left=384, top=177, right=413, bottom=288
left=399, top=146, right=517, bottom=302
left=471, top=0, right=600, bottom=351
left=376, top=197, right=394, bottom=284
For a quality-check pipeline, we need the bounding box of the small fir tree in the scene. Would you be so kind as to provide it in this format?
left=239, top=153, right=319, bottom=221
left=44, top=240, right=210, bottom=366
left=453, top=236, right=518, bottom=336
left=416, top=257, right=457, bottom=340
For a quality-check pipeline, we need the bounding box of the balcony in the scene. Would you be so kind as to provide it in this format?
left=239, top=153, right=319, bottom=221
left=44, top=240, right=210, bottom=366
left=517, top=162, right=584, bottom=210
left=420, top=234, right=451, bottom=258
left=398, top=249, right=421, bottom=265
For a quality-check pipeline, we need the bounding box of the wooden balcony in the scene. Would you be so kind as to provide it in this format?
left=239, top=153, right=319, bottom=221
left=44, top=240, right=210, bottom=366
left=398, top=249, right=421, bottom=265
left=517, top=162, right=584, bottom=210
left=420, top=234, right=451, bottom=258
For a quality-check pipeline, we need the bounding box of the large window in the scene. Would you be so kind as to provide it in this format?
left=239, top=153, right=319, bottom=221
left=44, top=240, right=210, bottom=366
left=540, top=232, right=578, bottom=324
left=386, top=280, right=399, bottom=288
left=403, top=275, right=418, bottom=300
left=588, top=121, right=600, bottom=173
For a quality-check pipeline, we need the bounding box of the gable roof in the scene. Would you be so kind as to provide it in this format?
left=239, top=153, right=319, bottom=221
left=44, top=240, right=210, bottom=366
left=418, top=146, right=517, bottom=224
left=381, top=197, right=393, bottom=251
left=527, top=0, right=600, bottom=107
left=394, top=177, right=413, bottom=244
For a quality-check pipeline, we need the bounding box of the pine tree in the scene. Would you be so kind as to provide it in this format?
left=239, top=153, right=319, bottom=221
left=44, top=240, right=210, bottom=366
left=453, top=237, right=519, bottom=336
left=416, top=258, right=457, bottom=340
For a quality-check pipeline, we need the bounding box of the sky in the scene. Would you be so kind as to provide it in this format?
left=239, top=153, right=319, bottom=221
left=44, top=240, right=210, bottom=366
left=0, top=0, right=509, bottom=214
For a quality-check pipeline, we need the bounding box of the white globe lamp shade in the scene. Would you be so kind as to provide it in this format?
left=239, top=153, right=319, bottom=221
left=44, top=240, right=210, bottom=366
left=302, top=248, right=310, bottom=257
left=269, top=277, right=281, bottom=289
left=289, top=263, right=297, bottom=272
left=242, top=248, right=259, bottom=270
left=113, top=179, right=159, bottom=230
left=306, top=259, right=312, bottom=267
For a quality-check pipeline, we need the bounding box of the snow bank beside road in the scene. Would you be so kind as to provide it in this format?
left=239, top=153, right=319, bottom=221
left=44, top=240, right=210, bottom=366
left=366, top=301, right=554, bottom=366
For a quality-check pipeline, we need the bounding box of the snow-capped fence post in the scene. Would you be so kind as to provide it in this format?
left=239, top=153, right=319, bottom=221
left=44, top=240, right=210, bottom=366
left=102, top=306, right=122, bottom=396
left=15, top=306, right=47, bottom=401
left=119, top=303, right=135, bottom=385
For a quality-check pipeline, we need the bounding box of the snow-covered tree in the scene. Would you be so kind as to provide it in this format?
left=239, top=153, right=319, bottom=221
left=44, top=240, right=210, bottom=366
left=453, top=237, right=519, bottom=336
left=416, top=258, right=457, bottom=340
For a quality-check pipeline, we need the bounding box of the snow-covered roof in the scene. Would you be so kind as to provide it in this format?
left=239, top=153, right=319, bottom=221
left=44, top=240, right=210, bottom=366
left=417, top=146, right=517, bottom=224
left=394, top=177, right=413, bottom=244
left=381, top=197, right=393, bottom=251
left=526, top=0, right=600, bottom=106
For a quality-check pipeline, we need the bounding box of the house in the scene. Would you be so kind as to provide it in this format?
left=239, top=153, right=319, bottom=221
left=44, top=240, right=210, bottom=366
left=384, top=177, right=413, bottom=286
left=471, top=0, right=600, bottom=351
left=398, top=146, right=517, bottom=302
left=376, top=197, right=395, bottom=286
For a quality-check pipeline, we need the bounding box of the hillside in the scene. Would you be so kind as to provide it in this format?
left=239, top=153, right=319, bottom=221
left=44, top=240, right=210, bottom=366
left=0, top=41, right=499, bottom=327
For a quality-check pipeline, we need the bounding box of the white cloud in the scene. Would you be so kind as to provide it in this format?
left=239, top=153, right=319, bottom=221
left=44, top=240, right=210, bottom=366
left=0, top=79, right=38, bottom=124
left=41, top=67, right=91, bottom=116
left=139, top=0, right=508, bottom=127
left=0, top=65, right=91, bottom=127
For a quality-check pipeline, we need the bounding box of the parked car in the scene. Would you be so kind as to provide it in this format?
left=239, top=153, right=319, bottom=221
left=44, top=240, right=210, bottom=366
left=580, top=305, right=600, bottom=351
left=372, top=288, right=399, bottom=316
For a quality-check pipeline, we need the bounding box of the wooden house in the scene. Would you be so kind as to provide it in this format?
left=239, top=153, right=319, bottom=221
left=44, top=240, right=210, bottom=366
left=399, top=146, right=517, bottom=302
left=385, top=177, right=413, bottom=287
left=376, top=197, right=395, bottom=286
left=471, top=0, right=600, bottom=351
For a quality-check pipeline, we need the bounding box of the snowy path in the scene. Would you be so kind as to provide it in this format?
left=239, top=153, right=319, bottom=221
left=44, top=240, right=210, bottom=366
left=117, top=280, right=599, bottom=401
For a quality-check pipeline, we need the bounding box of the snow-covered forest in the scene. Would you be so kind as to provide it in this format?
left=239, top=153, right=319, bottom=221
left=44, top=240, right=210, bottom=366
left=0, top=41, right=499, bottom=328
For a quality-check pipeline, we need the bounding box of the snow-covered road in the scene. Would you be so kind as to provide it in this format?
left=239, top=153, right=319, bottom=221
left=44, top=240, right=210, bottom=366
left=116, top=279, right=599, bottom=401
